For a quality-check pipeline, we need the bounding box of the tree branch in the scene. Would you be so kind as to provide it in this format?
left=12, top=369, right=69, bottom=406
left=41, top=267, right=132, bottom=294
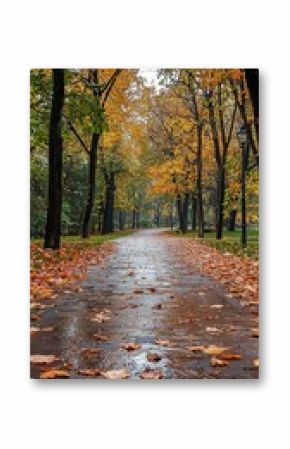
left=64, top=116, right=90, bottom=155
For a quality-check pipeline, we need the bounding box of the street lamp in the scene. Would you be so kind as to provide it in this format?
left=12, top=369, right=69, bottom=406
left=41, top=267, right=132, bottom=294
left=237, top=124, right=248, bottom=248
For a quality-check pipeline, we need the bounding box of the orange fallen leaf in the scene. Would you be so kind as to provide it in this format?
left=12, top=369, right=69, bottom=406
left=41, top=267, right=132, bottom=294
left=147, top=352, right=161, bottom=362
left=78, top=368, right=101, bottom=377
left=219, top=353, right=242, bottom=360
left=203, top=345, right=228, bottom=356
left=31, top=354, right=60, bottom=364
left=253, top=358, right=259, bottom=368
left=140, top=368, right=164, bottom=379
left=120, top=342, right=141, bottom=351
left=155, top=339, right=170, bottom=346
left=211, top=357, right=229, bottom=367
left=40, top=369, right=69, bottom=379
left=101, top=368, right=129, bottom=379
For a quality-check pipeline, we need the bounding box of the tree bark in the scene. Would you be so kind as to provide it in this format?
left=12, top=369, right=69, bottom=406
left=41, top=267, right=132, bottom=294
left=227, top=210, right=237, bottom=231
left=102, top=171, right=115, bottom=234
left=244, top=69, right=259, bottom=141
left=82, top=132, right=99, bottom=238
left=196, top=124, right=204, bottom=237
left=191, top=193, right=196, bottom=231
left=44, top=69, right=65, bottom=249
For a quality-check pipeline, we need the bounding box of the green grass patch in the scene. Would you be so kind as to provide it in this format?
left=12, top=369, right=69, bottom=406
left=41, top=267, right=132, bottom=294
left=31, top=229, right=134, bottom=247
left=167, top=228, right=259, bottom=259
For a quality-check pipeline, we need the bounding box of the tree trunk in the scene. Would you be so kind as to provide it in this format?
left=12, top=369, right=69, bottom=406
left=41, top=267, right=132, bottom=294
left=44, top=69, right=65, bottom=249
left=102, top=172, right=115, bottom=234
left=176, top=194, right=183, bottom=231
left=82, top=132, right=99, bottom=238
left=191, top=193, right=196, bottom=231
left=244, top=69, right=259, bottom=141
left=118, top=209, right=124, bottom=230
left=180, top=193, right=189, bottom=233
left=227, top=210, right=237, bottom=231
left=216, top=167, right=225, bottom=239
left=132, top=209, right=136, bottom=229
left=196, top=124, right=204, bottom=237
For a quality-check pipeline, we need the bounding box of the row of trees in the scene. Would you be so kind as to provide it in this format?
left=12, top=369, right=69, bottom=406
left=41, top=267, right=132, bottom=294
left=147, top=69, right=259, bottom=242
left=31, top=68, right=259, bottom=249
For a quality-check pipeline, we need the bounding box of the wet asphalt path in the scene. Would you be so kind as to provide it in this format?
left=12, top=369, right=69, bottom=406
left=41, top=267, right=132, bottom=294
left=31, top=229, right=259, bottom=379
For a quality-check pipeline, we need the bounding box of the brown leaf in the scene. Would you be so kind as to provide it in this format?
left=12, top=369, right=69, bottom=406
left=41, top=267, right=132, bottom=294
left=120, top=342, right=141, bottom=351
left=253, top=358, right=259, bottom=368
left=31, top=354, right=60, bottom=364
left=140, top=368, right=164, bottom=379
left=133, top=288, right=144, bottom=294
left=40, top=369, right=69, bottom=379
left=78, top=368, right=101, bottom=377
left=203, top=345, right=228, bottom=356
left=219, top=352, right=242, bottom=360
left=187, top=345, right=205, bottom=352
left=251, top=328, right=259, bottom=338
left=101, top=368, right=129, bottom=379
left=147, top=352, right=161, bottom=362
left=155, top=339, right=170, bottom=346
left=210, top=357, right=229, bottom=367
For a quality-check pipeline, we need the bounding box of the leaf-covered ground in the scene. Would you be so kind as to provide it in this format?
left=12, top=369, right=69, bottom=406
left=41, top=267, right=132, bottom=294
left=164, top=233, right=259, bottom=304
left=30, top=231, right=132, bottom=302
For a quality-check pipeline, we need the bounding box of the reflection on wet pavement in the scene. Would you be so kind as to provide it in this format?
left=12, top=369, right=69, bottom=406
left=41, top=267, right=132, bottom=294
left=31, top=229, right=259, bottom=379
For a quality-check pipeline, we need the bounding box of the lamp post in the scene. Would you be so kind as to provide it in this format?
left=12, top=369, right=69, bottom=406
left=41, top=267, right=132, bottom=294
left=237, top=124, right=248, bottom=248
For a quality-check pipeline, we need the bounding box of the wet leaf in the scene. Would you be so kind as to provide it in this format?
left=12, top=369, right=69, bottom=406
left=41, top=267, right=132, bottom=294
left=155, top=339, right=170, bottom=346
left=147, top=352, right=161, bottom=362
left=203, top=345, right=228, bottom=356
left=187, top=345, right=205, bottom=352
left=78, top=368, right=101, bottom=377
left=253, top=358, right=259, bottom=368
left=120, top=342, right=141, bottom=351
left=219, top=352, right=242, bottom=360
left=40, top=369, right=69, bottom=379
left=101, top=368, right=129, bottom=379
left=133, top=288, right=144, bottom=294
left=93, top=334, right=109, bottom=341
left=140, top=368, right=164, bottom=379
left=31, top=354, right=60, bottom=364
left=251, top=328, right=259, bottom=338
left=206, top=326, right=219, bottom=333
left=211, top=357, right=229, bottom=367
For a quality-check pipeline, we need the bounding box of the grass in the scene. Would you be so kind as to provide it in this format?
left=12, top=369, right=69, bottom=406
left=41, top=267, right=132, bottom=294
left=167, top=228, right=259, bottom=259
left=31, top=229, right=134, bottom=247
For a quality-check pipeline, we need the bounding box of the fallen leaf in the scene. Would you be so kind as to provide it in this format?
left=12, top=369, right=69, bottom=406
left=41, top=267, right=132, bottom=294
left=40, top=369, right=69, bottom=379
left=133, top=288, right=144, bottom=294
left=93, top=334, right=109, bottom=341
left=219, top=353, right=242, bottom=360
left=155, top=339, right=170, bottom=346
left=147, top=352, right=161, bottom=362
left=78, top=368, right=101, bottom=377
left=206, top=326, right=219, bottom=333
left=148, top=287, right=156, bottom=293
left=152, top=303, right=162, bottom=310
left=120, top=342, right=141, bottom=351
left=211, top=357, right=229, bottom=367
left=127, top=270, right=134, bottom=276
left=203, top=345, right=228, bottom=356
left=187, top=345, right=205, bottom=352
left=210, top=304, right=224, bottom=309
left=101, top=368, right=129, bottom=379
left=251, top=328, right=259, bottom=338
left=140, top=368, right=164, bottom=379
left=30, top=354, right=60, bottom=364
left=253, top=358, right=259, bottom=368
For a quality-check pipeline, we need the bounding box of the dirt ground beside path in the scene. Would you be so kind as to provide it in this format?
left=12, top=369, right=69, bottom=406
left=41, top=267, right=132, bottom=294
left=31, top=229, right=259, bottom=379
